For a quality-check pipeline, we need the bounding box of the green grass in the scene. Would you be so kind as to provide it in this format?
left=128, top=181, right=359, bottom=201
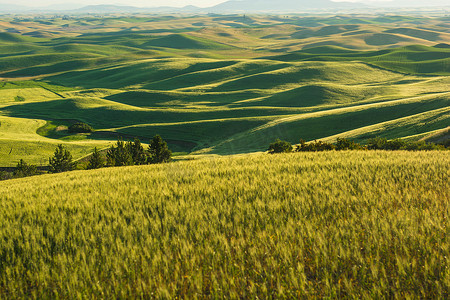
left=0, top=88, right=59, bottom=103
left=266, top=45, right=450, bottom=75
left=0, top=53, right=102, bottom=74
left=384, top=28, right=442, bottom=42
left=0, top=115, right=111, bottom=167
left=104, top=89, right=265, bottom=107
left=141, top=34, right=235, bottom=50
left=0, top=55, right=447, bottom=159
left=321, top=107, right=450, bottom=143
left=209, top=93, right=449, bottom=154
left=0, top=151, right=448, bottom=297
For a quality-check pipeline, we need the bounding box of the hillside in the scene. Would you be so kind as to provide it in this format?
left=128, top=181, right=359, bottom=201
left=0, top=151, right=448, bottom=297
left=0, top=14, right=449, bottom=166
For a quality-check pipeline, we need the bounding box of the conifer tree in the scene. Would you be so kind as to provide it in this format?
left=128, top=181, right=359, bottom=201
left=127, top=138, right=147, bottom=165
left=148, top=135, right=172, bottom=164
left=87, top=147, right=104, bottom=170
left=106, top=138, right=133, bottom=166
left=49, top=144, right=77, bottom=173
left=14, top=159, right=37, bottom=177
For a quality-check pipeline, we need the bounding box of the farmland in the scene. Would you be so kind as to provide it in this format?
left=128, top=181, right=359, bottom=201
left=0, top=11, right=449, bottom=298
left=0, top=151, right=449, bottom=298
left=0, top=14, right=449, bottom=165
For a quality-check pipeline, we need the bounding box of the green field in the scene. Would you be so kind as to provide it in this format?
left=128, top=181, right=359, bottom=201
left=0, top=151, right=448, bottom=297
left=0, top=14, right=449, bottom=166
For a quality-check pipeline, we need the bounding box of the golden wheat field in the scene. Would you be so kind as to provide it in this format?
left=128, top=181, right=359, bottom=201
left=0, top=151, right=448, bottom=298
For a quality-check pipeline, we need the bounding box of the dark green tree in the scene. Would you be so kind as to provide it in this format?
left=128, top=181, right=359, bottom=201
left=127, top=138, right=147, bottom=165
left=68, top=122, right=93, bottom=133
left=13, top=159, right=37, bottom=177
left=268, top=139, right=293, bottom=154
left=366, top=137, right=388, bottom=150
left=383, top=139, right=407, bottom=150
left=87, top=147, right=104, bottom=170
left=49, top=144, right=77, bottom=173
left=148, top=135, right=172, bottom=164
left=106, top=138, right=133, bottom=167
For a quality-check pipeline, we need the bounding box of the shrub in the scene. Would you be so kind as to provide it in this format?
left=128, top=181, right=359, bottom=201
left=383, top=138, right=407, bottom=150
left=335, top=138, right=364, bottom=150
left=148, top=135, right=172, bottom=163
left=297, top=139, right=335, bottom=152
left=367, top=137, right=445, bottom=151
left=366, top=137, right=388, bottom=150
left=13, top=159, right=37, bottom=177
left=49, top=144, right=77, bottom=173
left=68, top=122, right=93, bottom=133
left=87, top=147, right=104, bottom=170
left=268, top=139, right=293, bottom=154
left=0, top=171, right=13, bottom=181
left=405, top=141, right=444, bottom=151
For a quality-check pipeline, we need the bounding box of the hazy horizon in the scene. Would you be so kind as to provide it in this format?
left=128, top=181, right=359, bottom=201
left=0, top=0, right=429, bottom=9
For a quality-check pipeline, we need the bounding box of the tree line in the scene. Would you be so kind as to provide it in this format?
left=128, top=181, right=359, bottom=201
left=1, top=135, right=446, bottom=181
left=0, top=135, right=172, bottom=181
left=268, top=137, right=447, bottom=154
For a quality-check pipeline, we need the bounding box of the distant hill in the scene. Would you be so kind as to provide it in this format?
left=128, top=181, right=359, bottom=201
left=73, top=4, right=202, bottom=13
left=73, top=5, right=148, bottom=13
left=70, top=1, right=365, bottom=14
left=210, top=0, right=365, bottom=12
left=2, top=0, right=448, bottom=14
left=0, top=3, right=204, bottom=13
left=0, top=1, right=365, bottom=14
left=366, top=0, right=450, bottom=7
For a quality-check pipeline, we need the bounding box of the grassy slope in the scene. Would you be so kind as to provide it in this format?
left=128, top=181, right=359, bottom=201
left=0, top=151, right=448, bottom=297
left=0, top=115, right=111, bottom=167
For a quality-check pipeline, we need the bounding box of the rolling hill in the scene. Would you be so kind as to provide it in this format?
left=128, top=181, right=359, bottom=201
left=0, top=14, right=448, bottom=166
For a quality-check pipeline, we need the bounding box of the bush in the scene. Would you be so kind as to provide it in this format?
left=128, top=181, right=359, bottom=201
left=297, top=139, right=335, bottom=152
left=14, top=95, right=25, bottom=102
left=384, top=139, right=407, bottom=150
left=68, top=122, right=93, bottom=133
left=268, top=139, right=293, bottom=154
left=49, top=144, right=77, bottom=173
left=0, top=171, right=13, bottom=181
left=13, top=159, right=37, bottom=177
left=366, top=137, right=388, bottom=150
left=335, top=138, right=364, bottom=150
left=405, top=141, right=444, bottom=151
left=87, top=147, right=104, bottom=170
left=367, top=137, right=444, bottom=151
left=148, top=135, right=172, bottom=163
